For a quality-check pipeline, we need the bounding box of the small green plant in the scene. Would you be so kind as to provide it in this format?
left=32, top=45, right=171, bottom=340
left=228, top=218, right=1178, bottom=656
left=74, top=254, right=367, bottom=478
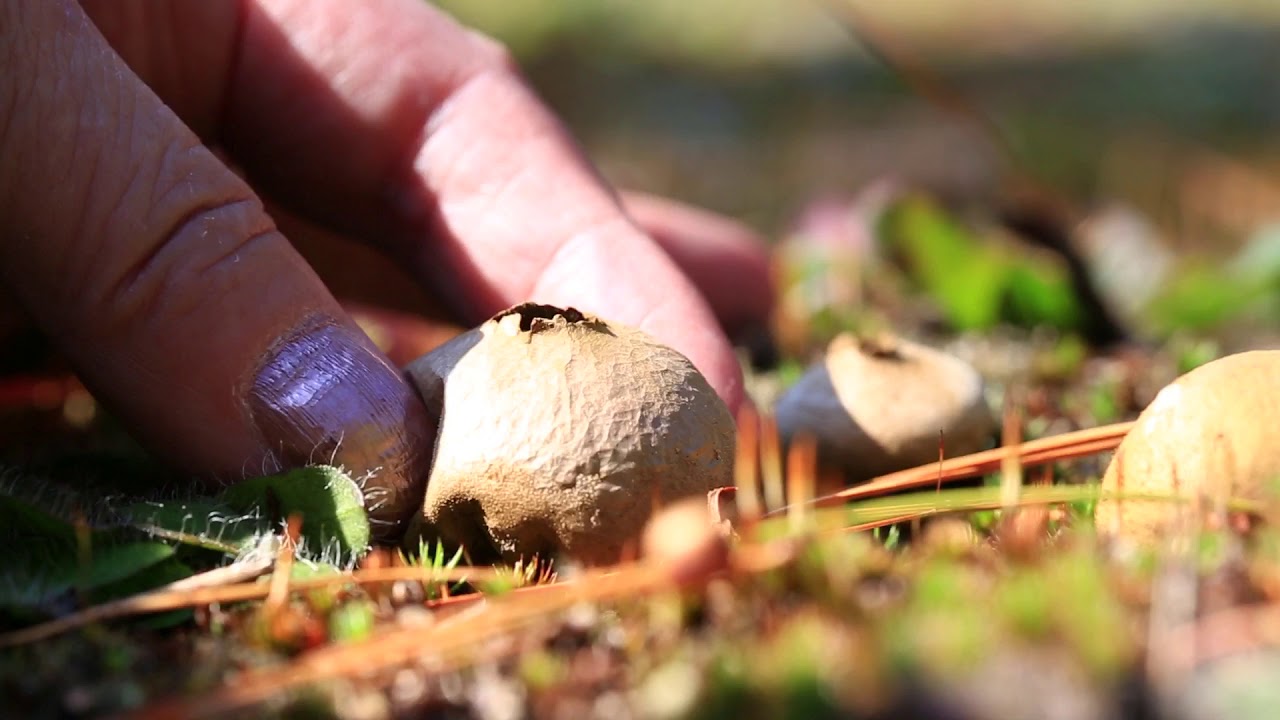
left=481, top=556, right=556, bottom=596
left=403, top=537, right=468, bottom=600
left=877, top=195, right=1086, bottom=333
left=328, top=600, right=376, bottom=644
left=873, top=524, right=903, bottom=551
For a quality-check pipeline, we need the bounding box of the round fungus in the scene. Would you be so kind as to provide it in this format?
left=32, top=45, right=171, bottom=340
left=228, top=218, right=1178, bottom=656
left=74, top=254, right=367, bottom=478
left=403, top=303, right=736, bottom=566
left=774, top=332, right=995, bottom=485
left=1095, top=350, right=1280, bottom=546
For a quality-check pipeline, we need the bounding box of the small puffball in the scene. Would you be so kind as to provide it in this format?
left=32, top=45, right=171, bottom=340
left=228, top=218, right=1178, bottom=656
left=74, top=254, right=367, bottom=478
left=403, top=303, right=736, bottom=567
left=1095, top=350, right=1280, bottom=546
left=774, top=332, right=995, bottom=484
left=642, top=496, right=730, bottom=587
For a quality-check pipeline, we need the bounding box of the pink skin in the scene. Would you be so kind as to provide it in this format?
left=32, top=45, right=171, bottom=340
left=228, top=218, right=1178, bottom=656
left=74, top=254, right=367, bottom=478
left=0, top=0, right=773, bottom=539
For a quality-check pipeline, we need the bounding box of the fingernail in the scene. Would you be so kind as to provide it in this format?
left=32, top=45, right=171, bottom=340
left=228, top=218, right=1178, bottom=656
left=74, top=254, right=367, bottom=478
left=248, top=316, right=435, bottom=540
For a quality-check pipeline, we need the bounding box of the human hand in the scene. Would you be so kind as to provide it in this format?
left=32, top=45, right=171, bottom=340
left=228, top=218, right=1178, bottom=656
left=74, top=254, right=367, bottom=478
left=0, top=0, right=773, bottom=539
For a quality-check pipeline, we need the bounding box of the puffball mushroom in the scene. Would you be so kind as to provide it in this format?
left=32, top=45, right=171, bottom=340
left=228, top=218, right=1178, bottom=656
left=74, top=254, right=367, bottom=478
left=403, top=303, right=736, bottom=566
left=1095, top=350, right=1280, bottom=546
left=774, top=332, right=995, bottom=484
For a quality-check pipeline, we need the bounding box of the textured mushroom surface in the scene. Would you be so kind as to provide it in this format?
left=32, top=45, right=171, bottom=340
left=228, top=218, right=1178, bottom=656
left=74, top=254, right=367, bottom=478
left=1095, top=350, right=1280, bottom=546
left=774, top=332, right=995, bottom=484
left=404, top=303, right=736, bottom=566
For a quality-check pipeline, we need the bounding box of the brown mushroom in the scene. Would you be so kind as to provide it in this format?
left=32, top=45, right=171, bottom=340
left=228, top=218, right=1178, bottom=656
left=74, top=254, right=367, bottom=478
left=1095, top=350, right=1280, bottom=546
left=403, top=303, right=736, bottom=566
left=774, top=332, right=995, bottom=485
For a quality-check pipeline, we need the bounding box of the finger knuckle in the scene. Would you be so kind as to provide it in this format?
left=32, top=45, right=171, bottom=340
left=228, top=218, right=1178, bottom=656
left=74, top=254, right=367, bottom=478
left=90, top=168, right=278, bottom=340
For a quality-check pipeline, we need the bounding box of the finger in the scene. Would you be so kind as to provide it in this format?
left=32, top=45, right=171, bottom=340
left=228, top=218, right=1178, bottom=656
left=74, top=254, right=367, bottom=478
left=266, top=197, right=457, bottom=323
left=0, top=0, right=432, bottom=538
left=74, top=0, right=747, bottom=407
left=618, top=190, right=776, bottom=338
left=76, top=4, right=777, bottom=343
left=213, top=0, right=747, bottom=409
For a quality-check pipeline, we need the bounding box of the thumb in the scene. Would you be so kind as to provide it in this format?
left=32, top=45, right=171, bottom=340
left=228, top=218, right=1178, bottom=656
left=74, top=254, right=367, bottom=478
left=0, top=0, right=433, bottom=539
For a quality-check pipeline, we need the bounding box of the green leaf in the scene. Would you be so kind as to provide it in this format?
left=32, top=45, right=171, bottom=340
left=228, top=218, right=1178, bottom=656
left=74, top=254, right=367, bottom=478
left=20, top=540, right=179, bottom=608
left=70, top=542, right=176, bottom=593
left=221, top=466, right=371, bottom=562
left=880, top=194, right=1094, bottom=334
left=125, top=498, right=268, bottom=555
left=329, top=600, right=376, bottom=644
left=0, top=475, right=218, bottom=626
left=1004, top=262, right=1084, bottom=329
left=1229, top=225, right=1280, bottom=286
left=1146, top=264, right=1263, bottom=332
left=879, top=196, right=1009, bottom=330
left=0, top=495, right=81, bottom=622
left=89, top=555, right=193, bottom=604
left=0, top=493, right=77, bottom=564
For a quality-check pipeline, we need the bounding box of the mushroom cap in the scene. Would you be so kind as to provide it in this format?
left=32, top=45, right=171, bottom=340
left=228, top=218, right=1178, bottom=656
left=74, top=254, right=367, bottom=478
left=404, top=303, right=736, bottom=566
left=1096, top=350, right=1280, bottom=546
left=774, top=332, right=995, bottom=483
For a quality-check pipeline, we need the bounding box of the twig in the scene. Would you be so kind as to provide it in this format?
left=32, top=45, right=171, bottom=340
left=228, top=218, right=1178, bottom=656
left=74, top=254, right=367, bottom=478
left=0, top=563, right=506, bottom=647
left=263, top=514, right=301, bottom=616
left=759, top=413, right=785, bottom=512
left=120, top=564, right=666, bottom=720
left=115, top=419, right=1149, bottom=719
left=734, top=404, right=764, bottom=521
left=164, top=555, right=274, bottom=593
left=999, top=395, right=1025, bottom=511
left=786, top=433, right=817, bottom=534
left=798, top=421, right=1133, bottom=511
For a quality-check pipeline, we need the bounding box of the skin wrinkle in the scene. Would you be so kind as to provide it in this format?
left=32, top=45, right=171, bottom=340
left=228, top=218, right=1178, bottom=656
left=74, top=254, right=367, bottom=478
left=414, top=69, right=521, bottom=205
left=131, top=128, right=189, bottom=234
left=420, top=63, right=506, bottom=143
left=500, top=172, right=628, bottom=298
left=78, top=50, right=144, bottom=297
left=415, top=68, right=632, bottom=311
left=30, top=6, right=187, bottom=325
left=191, top=222, right=278, bottom=282
left=527, top=216, right=636, bottom=305
left=178, top=228, right=284, bottom=324
left=105, top=196, right=267, bottom=335
left=39, top=9, right=123, bottom=313
left=79, top=2, right=242, bottom=141
left=91, top=92, right=153, bottom=295
left=103, top=144, right=147, bottom=251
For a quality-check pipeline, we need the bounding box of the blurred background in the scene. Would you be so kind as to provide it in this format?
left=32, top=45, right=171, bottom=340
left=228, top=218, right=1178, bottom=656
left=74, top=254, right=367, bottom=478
left=433, top=0, right=1280, bottom=229
left=430, top=0, right=1280, bottom=359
